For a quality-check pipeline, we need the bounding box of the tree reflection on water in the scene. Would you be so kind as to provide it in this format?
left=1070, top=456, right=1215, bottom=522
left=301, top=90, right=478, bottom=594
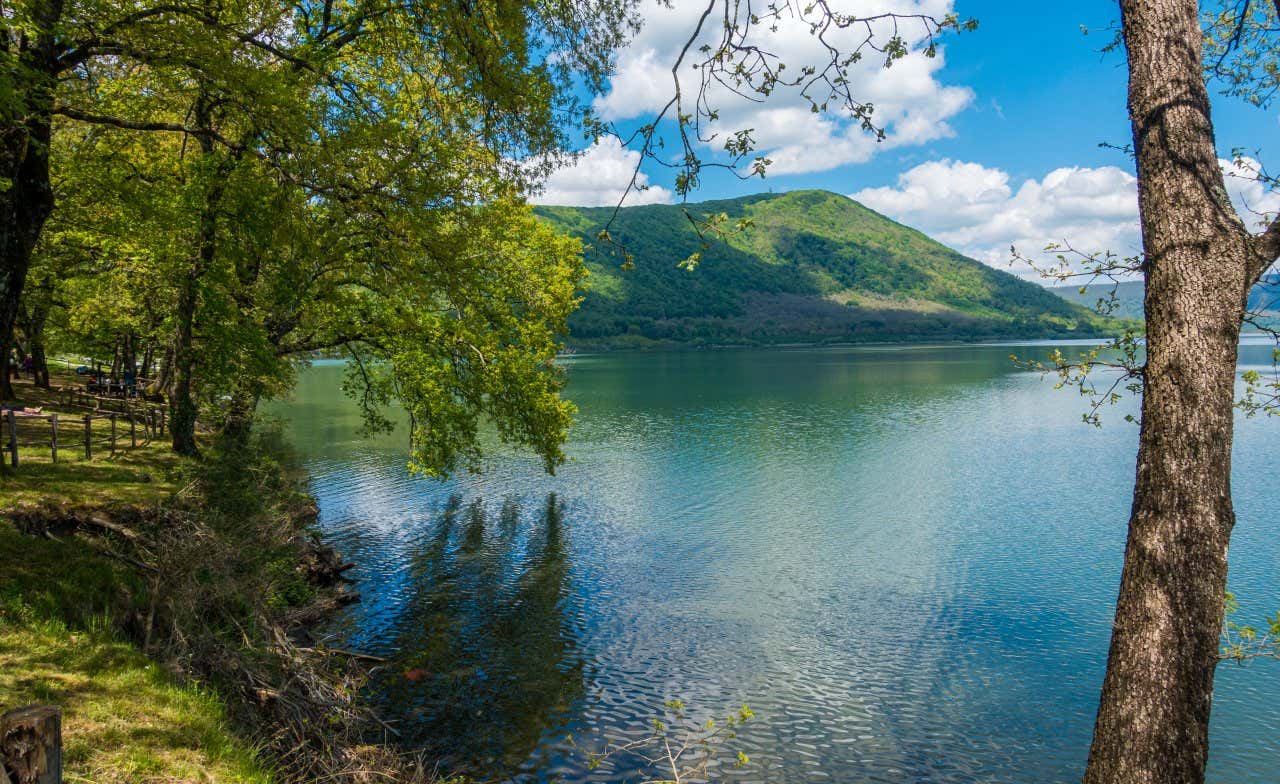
left=370, top=493, right=585, bottom=776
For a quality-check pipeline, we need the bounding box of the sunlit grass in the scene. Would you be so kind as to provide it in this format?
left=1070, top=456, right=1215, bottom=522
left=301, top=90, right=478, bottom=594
left=0, top=441, right=184, bottom=511
left=1, top=376, right=185, bottom=511
left=0, top=620, right=273, bottom=783
left=1, top=432, right=272, bottom=778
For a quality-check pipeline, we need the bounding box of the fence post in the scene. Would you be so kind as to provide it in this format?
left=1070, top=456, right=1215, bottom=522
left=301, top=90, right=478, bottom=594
left=109, top=413, right=117, bottom=455
left=84, top=415, right=92, bottom=461
left=50, top=413, right=58, bottom=464
left=6, top=410, right=16, bottom=468
left=160, top=407, right=166, bottom=437
left=130, top=413, right=136, bottom=448
left=0, top=705, right=62, bottom=784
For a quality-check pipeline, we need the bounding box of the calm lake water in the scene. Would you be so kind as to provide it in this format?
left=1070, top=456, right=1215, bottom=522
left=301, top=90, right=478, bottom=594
left=269, top=342, right=1280, bottom=783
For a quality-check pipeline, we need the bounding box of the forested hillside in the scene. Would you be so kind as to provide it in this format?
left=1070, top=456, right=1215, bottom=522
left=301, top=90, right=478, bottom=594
left=537, top=190, right=1111, bottom=348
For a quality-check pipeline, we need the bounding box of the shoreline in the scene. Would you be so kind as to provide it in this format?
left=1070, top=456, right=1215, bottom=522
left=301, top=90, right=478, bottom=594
left=0, top=431, right=440, bottom=784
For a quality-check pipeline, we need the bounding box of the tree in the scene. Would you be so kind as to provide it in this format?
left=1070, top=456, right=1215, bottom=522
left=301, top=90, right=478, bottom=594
left=604, top=3, right=1280, bottom=780
left=1078, top=2, right=1280, bottom=783
left=8, top=0, right=634, bottom=470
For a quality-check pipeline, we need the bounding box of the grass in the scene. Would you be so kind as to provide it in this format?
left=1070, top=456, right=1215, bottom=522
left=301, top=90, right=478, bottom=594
left=0, top=621, right=274, bottom=784
left=0, top=522, right=275, bottom=783
left=1, top=375, right=185, bottom=510
left=0, top=375, right=434, bottom=784
left=1, top=373, right=274, bottom=782
left=0, top=441, right=183, bottom=510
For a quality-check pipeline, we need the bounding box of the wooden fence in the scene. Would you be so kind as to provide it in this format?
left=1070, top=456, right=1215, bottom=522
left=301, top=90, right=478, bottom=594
left=54, top=386, right=164, bottom=420
left=3, top=407, right=166, bottom=468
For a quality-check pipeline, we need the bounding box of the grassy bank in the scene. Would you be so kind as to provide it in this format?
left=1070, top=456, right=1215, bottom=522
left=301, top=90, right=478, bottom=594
left=0, top=376, right=432, bottom=782
left=0, top=386, right=278, bottom=782
left=0, top=521, right=274, bottom=783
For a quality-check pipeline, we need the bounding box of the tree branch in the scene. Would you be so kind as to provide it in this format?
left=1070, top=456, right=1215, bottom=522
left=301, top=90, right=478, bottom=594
left=1252, top=218, right=1280, bottom=281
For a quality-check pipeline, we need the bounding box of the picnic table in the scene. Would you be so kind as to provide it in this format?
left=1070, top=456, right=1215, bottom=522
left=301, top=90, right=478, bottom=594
left=85, top=378, right=139, bottom=399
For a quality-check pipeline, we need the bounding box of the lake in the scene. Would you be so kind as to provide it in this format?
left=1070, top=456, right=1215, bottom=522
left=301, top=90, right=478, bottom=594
left=269, top=342, right=1280, bottom=783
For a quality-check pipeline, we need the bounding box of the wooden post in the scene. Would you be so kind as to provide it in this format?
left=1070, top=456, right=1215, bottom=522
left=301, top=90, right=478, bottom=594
left=109, top=414, right=117, bottom=455
left=129, top=414, right=136, bottom=448
left=6, top=411, right=16, bottom=468
left=83, top=415, right=91, bottom=461
left=160, top=407, right=166, bottom=437
left=50, top=414, right=58, bottom=464
left=0, top=705, right=62, bottom=784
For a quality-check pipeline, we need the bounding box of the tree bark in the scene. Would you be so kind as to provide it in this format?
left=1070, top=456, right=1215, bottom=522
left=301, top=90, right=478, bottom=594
left=17, top=302, right=50, bottom=389
left=1082, top=2, right=1269, bottom=782
left=169, top=266, right=201, bottom=456
left=0, top=2, right=61, bottom=401
left=169, top=90, right=227, bottom=457
left=150, top=344, right=174, bottom=399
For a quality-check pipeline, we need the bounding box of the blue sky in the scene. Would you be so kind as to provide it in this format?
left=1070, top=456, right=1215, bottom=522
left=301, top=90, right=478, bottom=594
left=534, top=0, right=1280, bottom=277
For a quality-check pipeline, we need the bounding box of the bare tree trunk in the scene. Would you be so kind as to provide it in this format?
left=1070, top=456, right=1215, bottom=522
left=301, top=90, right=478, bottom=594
left=170, top=267, right=202, bottom=456
left=1082, top=2, right=1270, bottom=782
left=169, top=90, right=228, bottom=457
left=2, top=333, right=11, bottom=393
left=124, top=332, right=137, bottom=382
left=109, top=336, right=121, bottom=382
left=150, top=344, right=173, bottom=399
left=18, top=301, right=50, bottom=389
left=0, top=0, right=61, bottom=401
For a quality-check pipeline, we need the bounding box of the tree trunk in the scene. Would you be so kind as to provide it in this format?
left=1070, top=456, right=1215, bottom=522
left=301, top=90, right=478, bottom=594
left=150, top=344, right=173, bottom=399
left=169, top=91, right=226, bottom=457
left=169, top=266, right=201, bottom=455
left=124, top=332, right=137, bottom=384
left=18, top=303, right=51, bottom=389
left=0, top=1, right=61, bottom=401
left=31, top=341, right=48, bottom=388
left=0, top=117, right=52, bottom=402
left=1082, top=2, right=1267, bottom=782
left=109, top=337, right=121, bottom=382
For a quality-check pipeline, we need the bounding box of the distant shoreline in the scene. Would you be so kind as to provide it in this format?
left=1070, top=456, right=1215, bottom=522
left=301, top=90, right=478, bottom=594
left=559, top=331, right=1125, bottom=355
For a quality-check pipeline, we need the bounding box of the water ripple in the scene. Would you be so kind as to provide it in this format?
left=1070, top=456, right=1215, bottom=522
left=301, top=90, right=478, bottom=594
left=269, top=346, right=1280, bottom=783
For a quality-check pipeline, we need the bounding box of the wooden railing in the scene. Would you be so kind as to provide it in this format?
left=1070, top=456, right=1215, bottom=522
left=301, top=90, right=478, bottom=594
left=3, top=408, right=166, bottom=468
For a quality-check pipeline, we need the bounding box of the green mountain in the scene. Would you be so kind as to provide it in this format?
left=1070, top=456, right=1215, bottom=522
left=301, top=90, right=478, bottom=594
left=535, top=190, right=1110, bottom=348
left=1050, top=281, right=1146, bottom=320
left=1051, top=276, right=1280, bottom=325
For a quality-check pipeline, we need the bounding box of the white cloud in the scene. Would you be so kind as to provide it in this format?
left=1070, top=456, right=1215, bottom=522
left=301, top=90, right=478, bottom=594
left=853, top=159, right=1141, bottom=278
left=595, top=0, right=973, bottom=176
left=530, top=139, right=674, bottom=207
left=853, top=157, right=1280, bottom=280
left=1223, top=156, right=1280, bottom=231
left=855, top=155, right=1280, bottom=279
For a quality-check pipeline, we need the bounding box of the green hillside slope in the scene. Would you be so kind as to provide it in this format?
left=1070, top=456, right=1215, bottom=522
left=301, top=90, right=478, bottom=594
left=536, top=190, right=1110, bottom=348
left=1051, top=276, right=1280, bottom=326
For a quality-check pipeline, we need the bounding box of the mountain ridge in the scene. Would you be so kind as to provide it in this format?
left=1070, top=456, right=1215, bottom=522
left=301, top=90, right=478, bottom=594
left=1051, top=277, right=1280, bottom=324
left=536, top=190, right=1113, bottom=349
